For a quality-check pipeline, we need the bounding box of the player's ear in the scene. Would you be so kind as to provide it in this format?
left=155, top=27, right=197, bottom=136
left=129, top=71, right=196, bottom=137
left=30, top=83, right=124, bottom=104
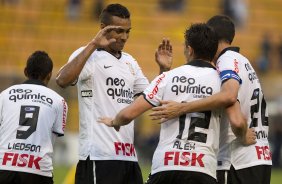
left=188, top=46, right=194, bottom=57
left=46, top=72, right=52, bottom=81
left=24, top=68, right=29, bottom=78
left=43, top=72, right=52, bottom=86
left=100, top=23, right=106, bottom=29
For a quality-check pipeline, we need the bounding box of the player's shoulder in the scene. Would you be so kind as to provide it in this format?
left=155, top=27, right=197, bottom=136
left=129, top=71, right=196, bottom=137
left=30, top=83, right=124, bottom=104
left=220, top=50, right=248, bottom=61
left=121, top=51, right=133, bottom=57
left=71, top=46, right=86, bottom=56
left=43, top=87, right=65, bottom=101
left=121, top=51, right=136, bottom=61
left=218, top=50, right=234, bottom=60
left=162, top=66, right=187, bottom=79
left=170, top=65, right=187, bottom=73
left=24, top=83, right=65, bottom=101
left=41, top=87, right=67, bottom=108
left=68, top=46, right=86, bottom=62
left=174, top=64, right=217, bottom=77
left=0, top=84, right=22, bottom=95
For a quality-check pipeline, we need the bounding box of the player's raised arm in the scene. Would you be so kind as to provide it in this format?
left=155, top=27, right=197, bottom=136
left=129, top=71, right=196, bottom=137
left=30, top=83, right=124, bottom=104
left=155, top=38, right=173, bottom=74
left=56, top=26, right=121, bottom=88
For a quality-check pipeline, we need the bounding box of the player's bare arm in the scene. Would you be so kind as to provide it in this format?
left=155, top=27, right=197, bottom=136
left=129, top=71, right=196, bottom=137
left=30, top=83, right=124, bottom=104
left=150, top=78, right=240, bottom=122
left=155, top=38, right=173, bottom=74
left=98, top=95, right=153, bottom=131
left=226, top=101, right=256, bottom=145
left=56, top=26, right=122, bottom=88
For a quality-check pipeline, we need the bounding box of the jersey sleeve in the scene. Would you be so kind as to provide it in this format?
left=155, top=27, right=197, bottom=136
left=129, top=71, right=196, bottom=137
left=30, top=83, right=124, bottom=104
left=0, top=93, right=2, bottom=124
left=52, top=98, right=68, bottom=137
left=131, top=59, right=149, bottom=96
left=217, top=55, right=242, bottom=84
left=143, top=72, right=168, bottom=107
left=68, top=47, right=93, bottom=83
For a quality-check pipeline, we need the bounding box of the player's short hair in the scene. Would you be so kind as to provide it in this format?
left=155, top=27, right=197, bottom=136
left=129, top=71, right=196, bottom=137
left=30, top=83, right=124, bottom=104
left=207, top=15, right=235, bottom=44
left=25, top=51, right=53, bottom=80
left=99, top=4, right=130, bottom=25
left=185, top=23, right=218, bottom=61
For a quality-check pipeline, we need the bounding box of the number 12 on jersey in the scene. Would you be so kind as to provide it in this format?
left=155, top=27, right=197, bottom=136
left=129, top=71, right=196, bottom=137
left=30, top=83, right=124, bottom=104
left=177, top=110, right=211, bottom=144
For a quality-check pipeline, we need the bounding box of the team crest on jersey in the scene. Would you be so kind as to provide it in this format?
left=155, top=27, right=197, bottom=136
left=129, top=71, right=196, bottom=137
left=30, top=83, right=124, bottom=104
left=81, top=90, right=92, bottom=97
left=125, top=62, right=135, bottom=75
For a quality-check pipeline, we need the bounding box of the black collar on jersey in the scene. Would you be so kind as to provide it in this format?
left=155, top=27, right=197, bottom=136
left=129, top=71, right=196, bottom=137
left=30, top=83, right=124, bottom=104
left=97, top=48, right=122, bottom=59
left=186, top=59, right=216, bottom=70
left=23, top=79, right=46, bottom=86
left=218, top=47, right=240, bottom=58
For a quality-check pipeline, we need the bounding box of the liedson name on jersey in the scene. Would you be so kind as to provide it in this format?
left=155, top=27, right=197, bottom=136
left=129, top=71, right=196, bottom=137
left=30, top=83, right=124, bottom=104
left=8, top=88, right=53, bottom=105
left=8, top=142, right=41, bottom=153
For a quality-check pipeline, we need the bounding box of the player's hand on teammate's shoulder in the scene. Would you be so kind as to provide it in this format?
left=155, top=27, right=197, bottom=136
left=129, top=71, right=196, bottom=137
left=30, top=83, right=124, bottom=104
left=241, top=128, right=257, bottom=146
left=155, top=38, right=173, bottom=72
left=150, top=100, right=183, bottom=123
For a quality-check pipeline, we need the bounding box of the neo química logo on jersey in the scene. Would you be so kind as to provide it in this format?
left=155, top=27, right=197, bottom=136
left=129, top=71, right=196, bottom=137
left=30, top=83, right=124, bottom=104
left=171, top=76, right=213, bottom=96
left=8, top=88, right=53, bottom=105
left=106, top=77, right=134, bottom=104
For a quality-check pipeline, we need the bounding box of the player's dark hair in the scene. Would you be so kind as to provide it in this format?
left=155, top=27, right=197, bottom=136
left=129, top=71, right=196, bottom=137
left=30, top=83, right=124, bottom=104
left=100, top=4, right=130, bottom=25
left=185, top=23, right=218, bottom=61
left=25, top=51, right=53, bottom=80
left=207, top=15, right=235, bottom=44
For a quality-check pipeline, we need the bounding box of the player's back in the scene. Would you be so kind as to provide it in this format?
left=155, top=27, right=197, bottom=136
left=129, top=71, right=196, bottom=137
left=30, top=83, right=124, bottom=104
left=144, top=60, right=221, bottom=178
left=0, top=82, right=67, bottom=177
left=217, top=49, right=272, bottom=170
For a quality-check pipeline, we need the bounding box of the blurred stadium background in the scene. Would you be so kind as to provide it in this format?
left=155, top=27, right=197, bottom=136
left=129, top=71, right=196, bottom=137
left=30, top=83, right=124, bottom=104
left=1, top=0, right=282, bottom=183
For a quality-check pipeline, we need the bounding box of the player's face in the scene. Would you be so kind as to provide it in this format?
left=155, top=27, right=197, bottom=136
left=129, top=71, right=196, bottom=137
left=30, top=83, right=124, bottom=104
left=108, top=16, right=131, bottom=52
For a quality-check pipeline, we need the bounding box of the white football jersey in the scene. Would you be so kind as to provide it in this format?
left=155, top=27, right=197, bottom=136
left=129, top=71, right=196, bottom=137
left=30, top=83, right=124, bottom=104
left=69, top=48, right=149, bottom=161
left=143, top=60, right=221, bottom=179
left=0, top=80, right=68, bottom=177
left=216, top=47, right=272, bottom=170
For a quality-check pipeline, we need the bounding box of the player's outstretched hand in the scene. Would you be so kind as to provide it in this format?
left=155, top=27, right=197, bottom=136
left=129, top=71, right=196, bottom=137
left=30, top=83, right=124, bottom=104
left=150, top=100, right=182, bottom=123
left=241, top=128, right=257, bottom=146
left=98, top=117, right=120, bottom=131
left=91, top=26, right=122, bottom=48
left=155, top=38, right=173, bottom=72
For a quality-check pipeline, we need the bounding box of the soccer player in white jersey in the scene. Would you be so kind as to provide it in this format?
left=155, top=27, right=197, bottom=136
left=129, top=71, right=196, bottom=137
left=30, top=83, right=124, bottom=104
left=56, top=3, right=172, bottom=184
left=99, top=23, right=221, bottom=184
left=150, top=15, right=272, bottom=184
left=0, top=51, right=68, bottom=184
